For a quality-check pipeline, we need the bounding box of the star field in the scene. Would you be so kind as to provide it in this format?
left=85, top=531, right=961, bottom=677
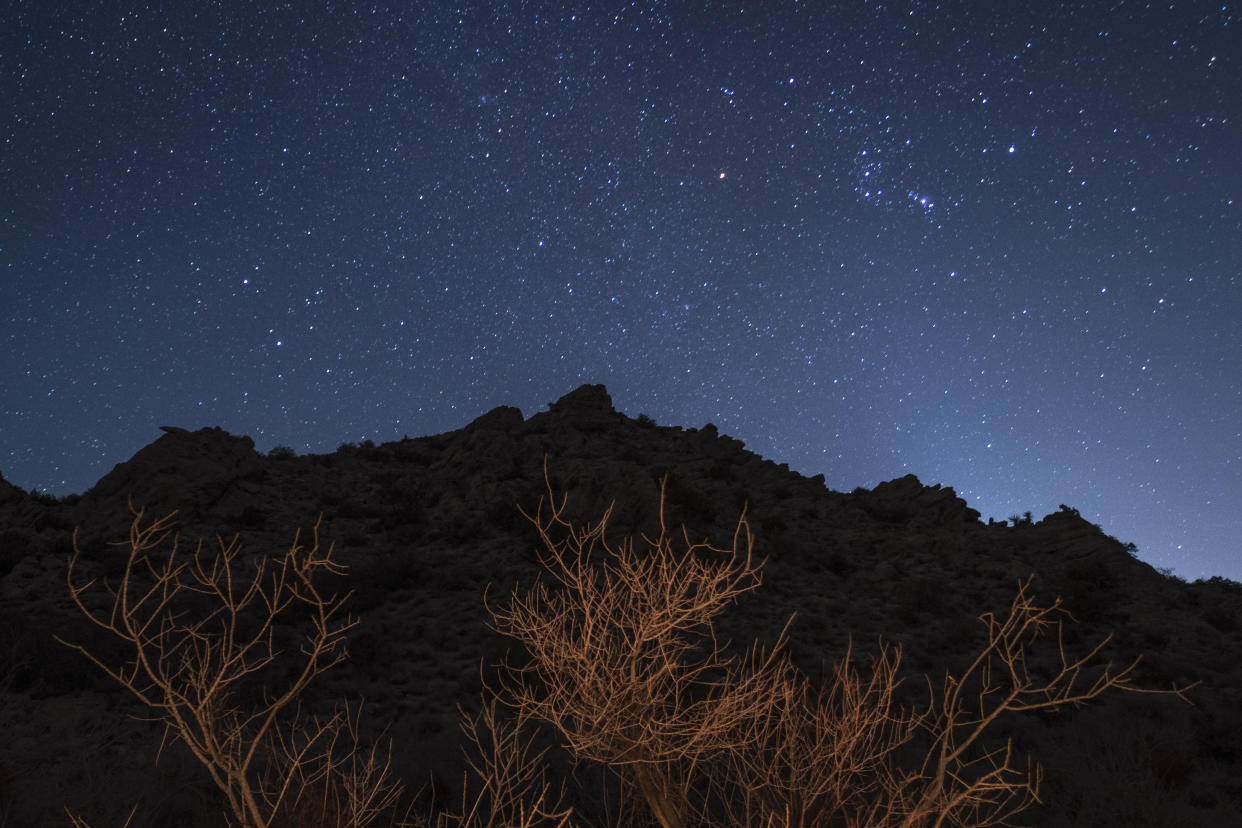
left=3, top=2, right=1240, bottom=580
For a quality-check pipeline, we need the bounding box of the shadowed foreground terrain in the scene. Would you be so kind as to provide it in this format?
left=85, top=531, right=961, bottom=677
left=1, top=384, right=1238, bottom=825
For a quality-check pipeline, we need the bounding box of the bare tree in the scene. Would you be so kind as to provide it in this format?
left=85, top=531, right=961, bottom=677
left=490, top=469, right=1197, bottom=828
left=721, top=640, right=921, bottom=828
left=724, top=578, right=1197, bottom=828
left=55, top=502, right=402, bottom=828
left=886, top=579, right=1198, bottom=828
left=487, top=467, right=788, bottom=828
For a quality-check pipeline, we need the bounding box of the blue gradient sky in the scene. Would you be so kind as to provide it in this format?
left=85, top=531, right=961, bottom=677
left=3, top=2, right=1239, bottom=580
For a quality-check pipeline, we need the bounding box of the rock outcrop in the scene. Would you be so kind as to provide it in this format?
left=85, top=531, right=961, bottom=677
left=855, top=473, right=982, bottom=526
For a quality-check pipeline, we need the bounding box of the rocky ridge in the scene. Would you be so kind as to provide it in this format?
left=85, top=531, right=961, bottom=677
left=1, top=384, right=1239, bottom=825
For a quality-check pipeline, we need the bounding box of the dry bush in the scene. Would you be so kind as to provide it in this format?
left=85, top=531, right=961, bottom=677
left=721, top=640, right=921, bottom=827
left=488, top=468, right=1197, bottom=828
left=487, top=466, right=788, bottom=828
left=56, top=503, right=406, bottom=828
left=260, top=701, right=408, bottom=828
left=54, top=482, right=1197, bottom=828
left=434, top=693, right=574, bottom=828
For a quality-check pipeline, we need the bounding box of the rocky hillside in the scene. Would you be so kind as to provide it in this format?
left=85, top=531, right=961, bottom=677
left=1, top=384, right=1238, bottom=825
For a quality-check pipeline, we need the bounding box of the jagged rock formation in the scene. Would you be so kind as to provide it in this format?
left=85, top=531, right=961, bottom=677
left=1, top=384, right=1239, bottom=825
left=856, top=473, right=982, bottom=526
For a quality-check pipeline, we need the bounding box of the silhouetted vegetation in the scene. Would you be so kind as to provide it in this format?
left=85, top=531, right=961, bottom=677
left=48, top=479, right=1195, bottom=827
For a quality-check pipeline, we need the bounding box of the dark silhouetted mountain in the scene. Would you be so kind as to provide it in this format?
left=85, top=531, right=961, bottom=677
left=1, top=384, right=1239, bottom=825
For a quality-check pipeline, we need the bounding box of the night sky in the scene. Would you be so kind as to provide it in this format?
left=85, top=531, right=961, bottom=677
left=3, top=2, right=1239, bottom=581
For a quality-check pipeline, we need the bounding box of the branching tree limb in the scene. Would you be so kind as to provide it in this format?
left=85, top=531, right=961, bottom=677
left=438, top=689, right=575, bottom=828
left=56, top=502, right=367, bottom=828
left=894, top=579, right=1199, bottom=828
left=487, top=464, right=787, bottom=828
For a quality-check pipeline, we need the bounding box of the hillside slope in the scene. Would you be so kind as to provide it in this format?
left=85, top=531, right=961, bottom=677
left=1, top=384, right=1238, bottom=825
